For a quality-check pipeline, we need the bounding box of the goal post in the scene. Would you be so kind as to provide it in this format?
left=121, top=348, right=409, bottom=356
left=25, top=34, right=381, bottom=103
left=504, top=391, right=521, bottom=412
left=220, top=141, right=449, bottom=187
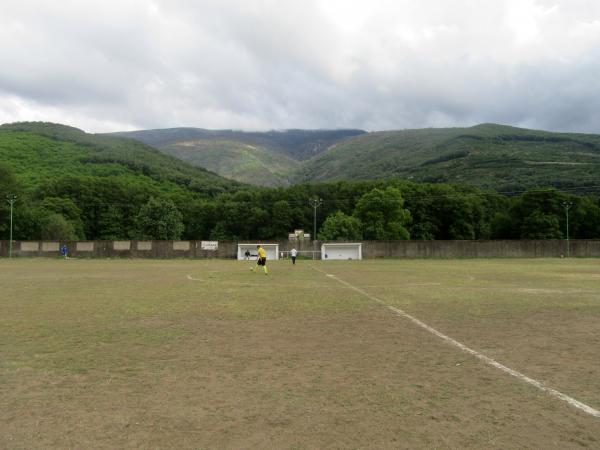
left=321, top=243, right=362, bottom=260
left=280, top=250, right=321, bottom=260
left=237, top=243, right=279, bottom=260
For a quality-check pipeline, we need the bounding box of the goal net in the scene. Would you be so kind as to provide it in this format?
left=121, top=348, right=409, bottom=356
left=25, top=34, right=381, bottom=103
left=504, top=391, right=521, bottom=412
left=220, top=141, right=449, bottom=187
left=280, top=250, right=321, bottom=260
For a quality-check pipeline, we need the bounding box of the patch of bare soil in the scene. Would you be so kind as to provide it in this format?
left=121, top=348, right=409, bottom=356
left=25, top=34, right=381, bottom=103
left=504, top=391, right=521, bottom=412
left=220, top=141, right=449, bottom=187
left=2, top=306, right=600, bottom=449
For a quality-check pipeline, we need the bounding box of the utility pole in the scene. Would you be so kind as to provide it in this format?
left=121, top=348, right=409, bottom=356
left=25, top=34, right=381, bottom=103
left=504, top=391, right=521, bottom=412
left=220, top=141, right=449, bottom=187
left=6, top=195, right=17, bottom=258
left=561, top=201, right=573, bottom=257
left=309, top=198, right=322, bottom=260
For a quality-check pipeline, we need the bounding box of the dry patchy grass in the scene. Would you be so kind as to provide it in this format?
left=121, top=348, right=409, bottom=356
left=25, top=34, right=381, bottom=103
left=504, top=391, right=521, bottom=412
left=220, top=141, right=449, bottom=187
left=1, top=258, right=599, bottom=449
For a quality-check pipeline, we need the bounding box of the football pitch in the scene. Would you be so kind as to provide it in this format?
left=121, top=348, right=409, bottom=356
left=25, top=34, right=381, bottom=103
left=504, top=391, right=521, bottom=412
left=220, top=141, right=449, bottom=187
left=1, top=258, right=600, bottom=449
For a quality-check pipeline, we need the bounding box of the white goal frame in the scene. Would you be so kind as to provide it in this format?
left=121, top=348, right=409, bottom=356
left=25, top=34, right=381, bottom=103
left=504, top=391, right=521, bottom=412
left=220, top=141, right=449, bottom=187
left=280, top=250, right=321, bottom=260
left=237, top=243, right=279, bottom=260
left=321, top=243, right=362, bottom=260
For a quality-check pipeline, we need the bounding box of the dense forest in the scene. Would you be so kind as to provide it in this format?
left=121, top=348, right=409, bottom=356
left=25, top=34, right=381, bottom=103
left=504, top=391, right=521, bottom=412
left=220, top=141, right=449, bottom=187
left=1, top=122, right=600, bottom=242
left=296, top=124, right=600, bottom=191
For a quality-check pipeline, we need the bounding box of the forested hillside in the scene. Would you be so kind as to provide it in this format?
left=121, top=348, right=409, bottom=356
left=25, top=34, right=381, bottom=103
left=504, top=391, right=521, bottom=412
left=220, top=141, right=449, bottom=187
left=0, top=122, right=239, bottom=241
left=0, top=122, right=237, bottom=193
left=113, top=124, right=600, bottom=191
left=2, top=122, right=600, bottom=243
left=296, top=124, right=600, bottom=191
left=157, top=140, right=300, bottom=187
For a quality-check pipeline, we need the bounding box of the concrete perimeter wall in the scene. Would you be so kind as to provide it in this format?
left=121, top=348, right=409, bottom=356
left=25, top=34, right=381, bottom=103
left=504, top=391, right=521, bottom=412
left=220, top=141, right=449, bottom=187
left=360, top=240, right=600, bottom=258
left=1, top=239, right=599, bottom=258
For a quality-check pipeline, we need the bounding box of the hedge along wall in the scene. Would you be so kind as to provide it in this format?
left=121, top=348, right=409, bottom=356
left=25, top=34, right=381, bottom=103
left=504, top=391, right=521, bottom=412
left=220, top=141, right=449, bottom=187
left=1, top=239, right=600, bottom=258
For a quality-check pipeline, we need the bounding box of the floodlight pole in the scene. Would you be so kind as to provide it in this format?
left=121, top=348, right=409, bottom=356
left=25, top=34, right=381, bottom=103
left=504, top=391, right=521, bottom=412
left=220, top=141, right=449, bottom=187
left=561, top=201, right=573, bottom=257
left=6, top=195, right=17, bottom=258
left=309, top=198, right=322, bottom=260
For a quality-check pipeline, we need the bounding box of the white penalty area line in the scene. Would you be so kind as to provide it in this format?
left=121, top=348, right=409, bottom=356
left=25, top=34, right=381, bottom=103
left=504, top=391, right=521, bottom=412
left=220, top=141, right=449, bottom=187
left=311, top=265, right=600, bottom=419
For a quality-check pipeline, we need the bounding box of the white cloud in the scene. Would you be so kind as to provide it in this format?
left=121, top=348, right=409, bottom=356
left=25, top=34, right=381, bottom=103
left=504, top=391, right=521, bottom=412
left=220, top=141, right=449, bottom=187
left=1, top=0, right=600, bottom=132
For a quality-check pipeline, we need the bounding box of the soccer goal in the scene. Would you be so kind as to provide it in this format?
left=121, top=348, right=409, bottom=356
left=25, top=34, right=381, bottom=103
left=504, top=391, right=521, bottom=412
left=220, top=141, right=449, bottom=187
left=237, top=243, right=279, bottom=260
left=280, top=250, right=321, bottom=260
left=321, top=243, right=362, bottom=260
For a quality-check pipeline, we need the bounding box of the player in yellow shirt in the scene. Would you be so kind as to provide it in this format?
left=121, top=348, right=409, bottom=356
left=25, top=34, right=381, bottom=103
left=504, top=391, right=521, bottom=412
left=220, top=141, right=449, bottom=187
left=251, top=244, right=269, bottom=274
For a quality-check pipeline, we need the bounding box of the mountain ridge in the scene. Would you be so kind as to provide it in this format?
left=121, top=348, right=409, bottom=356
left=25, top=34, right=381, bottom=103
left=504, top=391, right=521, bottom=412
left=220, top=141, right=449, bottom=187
left=6, top=121, right=600, bottom=192
left=295, top=123, right=600, bottom=191
left=109, top=127, right=365, bottom=186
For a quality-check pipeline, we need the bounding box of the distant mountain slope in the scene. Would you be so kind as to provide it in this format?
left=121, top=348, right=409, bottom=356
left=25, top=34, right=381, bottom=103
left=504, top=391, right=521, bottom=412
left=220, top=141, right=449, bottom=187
left=160, top=139, right=300, bottom=187
left=109, top=128, right=365, bottom=186
left=101, top=123, right=600, bottom=191
left=112, top=128, right=366, bottom=160
left=296, top=124, right=600, bottom=191
left=0, top=122, right=239, bottom=194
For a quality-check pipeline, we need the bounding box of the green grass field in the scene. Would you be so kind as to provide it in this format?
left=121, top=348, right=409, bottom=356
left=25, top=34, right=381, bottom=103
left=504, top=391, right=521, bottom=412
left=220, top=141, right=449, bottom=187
left=1, top=258, right=600, bottom=448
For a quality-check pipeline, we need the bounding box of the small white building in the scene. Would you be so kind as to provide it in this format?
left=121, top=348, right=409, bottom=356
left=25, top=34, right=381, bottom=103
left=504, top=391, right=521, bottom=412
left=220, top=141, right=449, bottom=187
left=237, top=243, right=280, bottom=260
left=321, top=243, right=362, bottom=260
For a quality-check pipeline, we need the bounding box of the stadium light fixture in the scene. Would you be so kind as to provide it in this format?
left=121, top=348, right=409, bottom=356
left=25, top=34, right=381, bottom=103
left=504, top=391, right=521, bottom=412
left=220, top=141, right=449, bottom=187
left=6, top=194, right=17, bottom=258
left=309, top=198, right=323, bottom=260
left=561, top=200, right=573, bottom=257
left=309, top=198, right=323, bottom=241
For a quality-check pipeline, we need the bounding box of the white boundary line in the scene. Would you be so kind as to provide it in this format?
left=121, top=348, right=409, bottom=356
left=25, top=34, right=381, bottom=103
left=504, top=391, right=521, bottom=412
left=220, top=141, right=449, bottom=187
left=312, top=265, right=600, bottom=419
left=186, top=274, right=203, bottom=281
left=186, top=268, right=253, bottom=281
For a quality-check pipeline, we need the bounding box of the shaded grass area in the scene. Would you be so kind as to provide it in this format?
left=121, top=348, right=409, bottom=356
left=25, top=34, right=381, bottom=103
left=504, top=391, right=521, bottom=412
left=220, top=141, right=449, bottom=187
left=1, top=258, right=600, bottom=448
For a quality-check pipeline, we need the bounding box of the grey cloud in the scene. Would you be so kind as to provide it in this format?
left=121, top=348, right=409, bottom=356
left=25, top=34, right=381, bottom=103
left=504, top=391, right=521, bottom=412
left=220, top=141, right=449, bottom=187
left=1, top=0, right=600, bottom=133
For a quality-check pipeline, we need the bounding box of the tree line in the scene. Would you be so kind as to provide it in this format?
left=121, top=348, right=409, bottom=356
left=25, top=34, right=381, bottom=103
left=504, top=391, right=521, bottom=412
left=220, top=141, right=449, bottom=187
left=2, top=161, right=599, bottom=242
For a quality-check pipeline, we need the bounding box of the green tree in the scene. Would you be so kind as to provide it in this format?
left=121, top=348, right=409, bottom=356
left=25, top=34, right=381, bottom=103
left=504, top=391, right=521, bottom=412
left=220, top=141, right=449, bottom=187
left=490, top=211, right=518, bottom=239
left=270, top=200, right=293, bottom=238
left=39, top=213, right=79, bottom=240
left=520, top=211, right=562, bottom=239
left=209, top=222, right=229, bottom=240
left=135, top=197, right=184, bottom=240
left=318, top=211, right=363, bottom=240
left=251, top=206, right=271, bottom=239
left=354, top=187, right=411, bottom=240
left=10, top=204, right=42, bottom=240
left=39, top=197, right=85, bottom=238
left=185, top=200, right=217, bottom=239
left=0, top=162, right=18, bottom=194
left=97, top=206, right=125, bottom=240
left=213, top=199, right=247, bottom=240
left=0, top=162, right=19, bottom=238
left=516, top=189, right=567, bottom=217
left=409, top=222, right=437, bottom=240
left=570, top=197, right=600, bottom=238
left=508, top=189, right=567, bottom=239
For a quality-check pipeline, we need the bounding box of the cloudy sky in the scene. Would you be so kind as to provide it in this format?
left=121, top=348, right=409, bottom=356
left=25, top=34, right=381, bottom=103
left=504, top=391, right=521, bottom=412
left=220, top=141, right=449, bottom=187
left=1, top=0, right=600, bottom=133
